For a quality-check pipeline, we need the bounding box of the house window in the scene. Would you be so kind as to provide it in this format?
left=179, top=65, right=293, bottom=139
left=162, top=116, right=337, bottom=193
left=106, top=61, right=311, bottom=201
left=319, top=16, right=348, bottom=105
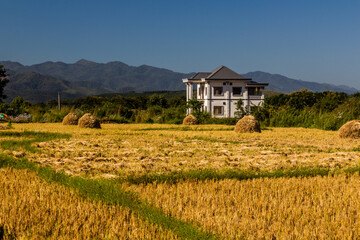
left=214, top=87, right=223, bottom=96
left=233, top=87, right=242, bottom=96
left=214, top=106, right=223, bottom=115
left=248, top=87, right=262, bottom=96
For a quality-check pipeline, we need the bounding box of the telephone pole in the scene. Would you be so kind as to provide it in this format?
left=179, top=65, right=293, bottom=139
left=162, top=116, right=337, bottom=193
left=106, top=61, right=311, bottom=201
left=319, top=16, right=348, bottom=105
left=58, top=92, right=61, bottom=111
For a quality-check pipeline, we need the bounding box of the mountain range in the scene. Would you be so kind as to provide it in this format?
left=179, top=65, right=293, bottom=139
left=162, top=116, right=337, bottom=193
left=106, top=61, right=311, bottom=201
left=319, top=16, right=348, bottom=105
left=1, top=60, right=358, bottom=103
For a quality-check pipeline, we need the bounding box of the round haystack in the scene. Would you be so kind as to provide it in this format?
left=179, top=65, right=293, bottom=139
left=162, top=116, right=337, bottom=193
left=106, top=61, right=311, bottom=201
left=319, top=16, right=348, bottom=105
left=338, top=120, right=360, bottom=138
left=78, top=113, right=101, bottom=129
left=62, top=112, right=79, bottom=125
left=234, top=115, right=261, bottom=133
left=0, top=124, right=10, bottom=130
left=183, top=114, right=199, bottom=125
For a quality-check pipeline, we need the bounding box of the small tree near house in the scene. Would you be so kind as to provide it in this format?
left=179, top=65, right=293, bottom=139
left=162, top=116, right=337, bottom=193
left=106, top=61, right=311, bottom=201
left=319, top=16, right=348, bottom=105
left=186, top=98, right=210, bottom=123
left=234, top=99, right=248, bottom=118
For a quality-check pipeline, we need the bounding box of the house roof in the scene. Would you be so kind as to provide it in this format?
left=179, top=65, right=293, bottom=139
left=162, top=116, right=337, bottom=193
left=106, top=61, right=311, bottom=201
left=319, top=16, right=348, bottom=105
left=206, top=66, right=250, bottom=80
left=188, top=72, right=211, bottom=80
left=187, top=66, right=252, bottom=81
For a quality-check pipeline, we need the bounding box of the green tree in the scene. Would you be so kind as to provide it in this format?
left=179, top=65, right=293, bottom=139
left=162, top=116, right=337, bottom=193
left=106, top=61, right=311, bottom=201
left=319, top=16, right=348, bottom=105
left=148, top=94, right=168, bottom=108
left=287, top=89, right=317, bottom=110
left=186, top=98, right=203, bottom=114
left=0, top=64, right=9, bottom=99
left=186, top=98, right=210, bottom=123
left=9, top=96, right=31, bottom=115
left=234, top=99, right=249, bottom=118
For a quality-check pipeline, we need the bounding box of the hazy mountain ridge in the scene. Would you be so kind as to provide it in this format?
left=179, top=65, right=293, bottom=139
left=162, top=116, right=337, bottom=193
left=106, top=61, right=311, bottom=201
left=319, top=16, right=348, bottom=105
left=1, top=60, right=358, bottom=103
left=4, top=70, right=112, bottom=103
left=243, top=71, right=358, bottom=94
left=1, top=60, right=191, bottom=92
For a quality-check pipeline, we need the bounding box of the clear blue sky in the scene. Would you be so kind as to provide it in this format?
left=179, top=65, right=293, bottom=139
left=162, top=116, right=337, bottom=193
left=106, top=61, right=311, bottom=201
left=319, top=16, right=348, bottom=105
left=1, top=0, right=360, bottom=89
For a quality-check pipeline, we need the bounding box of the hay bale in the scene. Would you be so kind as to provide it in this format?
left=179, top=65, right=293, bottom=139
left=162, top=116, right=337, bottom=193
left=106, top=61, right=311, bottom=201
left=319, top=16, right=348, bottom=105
left=234, top=115, right=261, bottom=133
left=338, top=120, right=360, bottom=138
left=0, top=124, right=10, bottom=130
left=183, top=114, right=199, bottom=125
left=62, top=112, right=79, bottom=125
left=78, top=113, right=101, bottom=129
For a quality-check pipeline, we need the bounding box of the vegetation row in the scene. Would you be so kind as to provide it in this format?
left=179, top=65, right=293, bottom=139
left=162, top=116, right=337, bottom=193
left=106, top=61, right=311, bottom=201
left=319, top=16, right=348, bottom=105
left=0, top=89, right=359, bottom=130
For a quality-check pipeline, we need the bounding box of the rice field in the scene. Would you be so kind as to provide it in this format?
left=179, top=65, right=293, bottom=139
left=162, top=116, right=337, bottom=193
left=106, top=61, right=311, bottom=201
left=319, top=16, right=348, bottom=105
left=0, top=168, right=178, bottom=239
left=1, top=123, right=360, bottom=239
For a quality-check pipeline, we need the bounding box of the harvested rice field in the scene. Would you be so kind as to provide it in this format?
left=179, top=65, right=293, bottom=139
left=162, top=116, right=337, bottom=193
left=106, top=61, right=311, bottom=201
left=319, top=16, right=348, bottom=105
left=1, top=123, right=360, bottom=239
left=22, top=123, right=360, bottom=178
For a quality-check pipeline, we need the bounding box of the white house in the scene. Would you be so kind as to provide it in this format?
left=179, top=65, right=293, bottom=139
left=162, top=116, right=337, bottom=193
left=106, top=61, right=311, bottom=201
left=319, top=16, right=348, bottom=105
left=182, top=66, right=268, bottom=118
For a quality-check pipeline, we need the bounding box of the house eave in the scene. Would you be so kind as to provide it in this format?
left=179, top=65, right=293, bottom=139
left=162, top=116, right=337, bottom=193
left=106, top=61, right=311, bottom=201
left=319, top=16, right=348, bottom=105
left=205, top=78, right=252, bottom=81
left=246, top=83, right=269, bottom=87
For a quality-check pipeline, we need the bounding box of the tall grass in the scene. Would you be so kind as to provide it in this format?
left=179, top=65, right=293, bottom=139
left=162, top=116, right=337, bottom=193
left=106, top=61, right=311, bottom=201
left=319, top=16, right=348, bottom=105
left=122, top=174, right=360, bottom=239
left=0, top=168, right=179, bottom=239
left=0, top=129, right=217, bottom=239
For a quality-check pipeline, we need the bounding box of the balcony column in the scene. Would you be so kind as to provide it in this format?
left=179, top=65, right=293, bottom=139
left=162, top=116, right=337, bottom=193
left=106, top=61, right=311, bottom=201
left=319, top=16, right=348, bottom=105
left=243, top=87, right=250, bottom=113
left=186, top=83, right=194, bottom=114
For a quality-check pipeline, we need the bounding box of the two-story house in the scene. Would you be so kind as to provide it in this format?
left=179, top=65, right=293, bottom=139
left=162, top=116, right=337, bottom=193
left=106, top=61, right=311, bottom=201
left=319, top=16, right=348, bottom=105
left=182, top=66, right=268, bottom=118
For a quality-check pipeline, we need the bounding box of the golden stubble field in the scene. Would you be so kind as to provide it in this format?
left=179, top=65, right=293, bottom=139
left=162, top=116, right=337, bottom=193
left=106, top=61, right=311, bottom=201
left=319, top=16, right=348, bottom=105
left=15, top=123, right=360, bottom=178
left=2, top=123, right=360, bottom=239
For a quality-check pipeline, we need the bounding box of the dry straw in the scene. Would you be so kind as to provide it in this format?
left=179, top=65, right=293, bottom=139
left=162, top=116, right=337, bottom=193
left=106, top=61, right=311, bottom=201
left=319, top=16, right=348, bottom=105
left=78, top=113, right=101, bottom=129
left=183, top=114, right=199, bottom=125
left=234, top=115, right=261, bottom=133
left=0, top=124, right=10, bottom=130
left=62, top=112, right=79, bottom=125
left=338, top=120, right=360, bottom=138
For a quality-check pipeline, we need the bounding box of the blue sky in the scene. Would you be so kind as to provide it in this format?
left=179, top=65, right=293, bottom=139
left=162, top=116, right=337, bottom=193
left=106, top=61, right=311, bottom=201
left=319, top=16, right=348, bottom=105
left=1, top=0, right=360, bottom=89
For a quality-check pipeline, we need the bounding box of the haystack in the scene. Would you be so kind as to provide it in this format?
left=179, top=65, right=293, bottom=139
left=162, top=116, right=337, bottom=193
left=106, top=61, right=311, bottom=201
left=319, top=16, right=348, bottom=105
left=234, top=115, right=261, bottom=133
left=78, top=113, right=101, bottom=129
left=0, top=124, right=10, bottom=130
left=62, top=112, right=79, bottom=125
left=183, top=114, right=198, bottom=125
left=338, top=120, right=360, bottom=138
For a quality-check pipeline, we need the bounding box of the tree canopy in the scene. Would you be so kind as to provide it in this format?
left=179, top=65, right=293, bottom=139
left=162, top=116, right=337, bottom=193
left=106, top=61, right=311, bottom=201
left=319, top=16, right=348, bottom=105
left=0, top=64, right=9, bottom=99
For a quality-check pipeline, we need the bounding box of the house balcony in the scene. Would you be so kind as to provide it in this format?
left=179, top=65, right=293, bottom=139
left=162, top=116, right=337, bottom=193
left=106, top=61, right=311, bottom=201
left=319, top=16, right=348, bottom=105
left=248, top=95, right=263, bottom=100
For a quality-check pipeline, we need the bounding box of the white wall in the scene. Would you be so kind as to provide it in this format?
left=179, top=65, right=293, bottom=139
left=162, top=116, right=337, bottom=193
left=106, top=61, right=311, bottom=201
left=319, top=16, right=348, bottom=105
left=193, top=81, right=265, bottom=118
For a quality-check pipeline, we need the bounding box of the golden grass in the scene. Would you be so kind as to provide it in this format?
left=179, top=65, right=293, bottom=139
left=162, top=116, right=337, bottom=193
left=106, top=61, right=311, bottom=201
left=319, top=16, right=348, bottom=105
left=2, top=123, right=360, bottom=238
left=9, top=123, right=359, bottom=178
left=122, top=174, right=360, bottom=239
left=0, top=168, right=178, bottom=239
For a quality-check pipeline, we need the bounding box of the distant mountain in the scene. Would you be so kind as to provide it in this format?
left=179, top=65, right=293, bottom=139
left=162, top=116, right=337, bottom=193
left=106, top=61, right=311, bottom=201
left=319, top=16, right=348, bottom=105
left=1, top=60, right=191, bottom=92
left=4, top=70, right=111, bottom=103
left=0, top=60, right=358, bottom=103
left=243, top=71, right=358, bottom=94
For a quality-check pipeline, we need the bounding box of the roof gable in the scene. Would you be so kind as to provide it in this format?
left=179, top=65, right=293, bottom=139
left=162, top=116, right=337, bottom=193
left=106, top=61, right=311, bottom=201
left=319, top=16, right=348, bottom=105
left=206, top=66, right=248, bottom=80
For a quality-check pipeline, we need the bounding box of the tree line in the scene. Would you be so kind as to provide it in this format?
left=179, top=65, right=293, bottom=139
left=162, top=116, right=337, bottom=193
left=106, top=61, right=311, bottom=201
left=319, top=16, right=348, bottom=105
left=1, top=64, right=360, bottom=129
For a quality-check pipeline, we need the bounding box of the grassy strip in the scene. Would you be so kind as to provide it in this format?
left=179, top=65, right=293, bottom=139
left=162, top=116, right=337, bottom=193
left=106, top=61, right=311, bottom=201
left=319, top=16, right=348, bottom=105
left=136, top=127, right=234, bottom=131
left=180, top=136, right=241, bottom=144
left=0, top=131, right=71, bottom=153
left=123, top=166, right=360, bottom=185
left=0, top=155, right=216, bottom=240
